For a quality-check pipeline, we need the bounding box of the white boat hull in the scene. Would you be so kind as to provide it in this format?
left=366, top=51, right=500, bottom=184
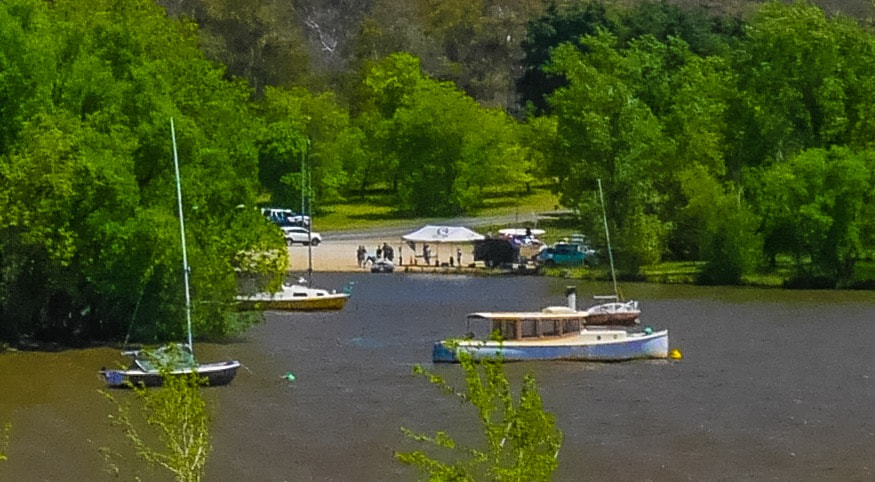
left=433, top=329, right=668, bottom=363
left=236, top=284, right=349, bottom=311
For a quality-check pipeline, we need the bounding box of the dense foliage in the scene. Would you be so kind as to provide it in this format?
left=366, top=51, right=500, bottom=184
left=3, top=0, right=875, bottom=344
left=396, top=352, right=562, bottom=481
left=538, top=1, right=875, bottom=285
left=0, top=0, right=287, bottom=343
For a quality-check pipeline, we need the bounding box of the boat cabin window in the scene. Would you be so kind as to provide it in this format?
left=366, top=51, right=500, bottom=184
left=487, top=318, right=583, bottom=340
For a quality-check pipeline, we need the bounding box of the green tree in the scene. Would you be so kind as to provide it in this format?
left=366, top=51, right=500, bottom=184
left=257, top=86, right=361, bottom=209
left=0, top=0, right=55, bottom=157
left=615, top=0, right=744, bottom=56
left=101, top=351, right=212, bottom=482
left=680, top=167, right=761, bottom=285
left=360, top=53, right=528, bottom=215
left=545, top=31, right=671, bottom=272
left=728, top=2, right=875, bottom=176
left=0, top=0, right=284, bottom=344
left=397, top=351, right=562, bottom=481
left=747, top=146, right=874, bottom=287
left=391, top=83, right=524, bottom=215
left=518, top=1, right=612, bottom=114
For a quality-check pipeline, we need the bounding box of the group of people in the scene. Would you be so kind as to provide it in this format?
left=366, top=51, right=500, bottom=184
left=356, top=242, right=466, bottom=269
left=415, top=243, right=463, bottom=267
left=357, top=242, right=395, bottom=268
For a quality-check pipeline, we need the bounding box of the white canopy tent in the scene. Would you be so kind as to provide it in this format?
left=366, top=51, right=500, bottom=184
left=402, top=225, right=485, bottom=243
left=401, top=225, right=485, bottom=266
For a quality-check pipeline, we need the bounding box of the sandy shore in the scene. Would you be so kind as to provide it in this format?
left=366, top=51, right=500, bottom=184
left=287, top=237, right=475, bottom=273
left=287, top=239, right=373, bottom=272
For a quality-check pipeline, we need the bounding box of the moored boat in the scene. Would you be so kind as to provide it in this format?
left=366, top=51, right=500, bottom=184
left=584, top=295, right=641, bottom=326
left=587, top=179, right=641, bottom=326
left=432, top=287, right=668, bottom=363
left=100, top=119, right=240, bottom=388
left=432, top=326, right=668, bottom=363
left=101, top=344, right=240, bottom=388
left=236, top=282, right=350, bottom=311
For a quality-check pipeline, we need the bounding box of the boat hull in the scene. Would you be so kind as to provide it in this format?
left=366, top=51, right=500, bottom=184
left=433, top=329, right=668, bottom=363
left=236, top=294, right=348, bottom=311
left=100, top=360, right=241, bottom=388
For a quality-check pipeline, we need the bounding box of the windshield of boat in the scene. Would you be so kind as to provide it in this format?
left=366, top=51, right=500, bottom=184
left=133, top=344, right=197, bottom=371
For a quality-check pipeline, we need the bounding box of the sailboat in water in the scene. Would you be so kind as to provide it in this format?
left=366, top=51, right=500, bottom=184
left=583, top=179, right=641, bottom=326
left=100, top=119, right=241, bottom=388
left=235, top=140, right=351, bottom=312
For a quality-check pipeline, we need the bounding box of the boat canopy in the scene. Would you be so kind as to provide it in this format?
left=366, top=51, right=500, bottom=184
left=402, top=225, right=485, bottom=243
left=466, top=311, right=586, bottom=340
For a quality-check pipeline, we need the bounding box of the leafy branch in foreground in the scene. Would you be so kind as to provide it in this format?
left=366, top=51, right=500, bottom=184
left=100, top=352, right=212, bottom=482
left=396, top=350, right=563, bottom=481
left=0, top=422, right=11, bottom=461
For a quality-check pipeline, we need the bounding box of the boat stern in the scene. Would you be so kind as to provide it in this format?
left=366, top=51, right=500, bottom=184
left=639, top=329, right=670, bottom=359
left=100, top=368, right=127, bottom=387
left=432, top=341, right=459, bottom=363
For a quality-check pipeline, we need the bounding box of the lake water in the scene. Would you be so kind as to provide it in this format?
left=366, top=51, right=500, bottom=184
left=2, top=273, right=874, bottom=481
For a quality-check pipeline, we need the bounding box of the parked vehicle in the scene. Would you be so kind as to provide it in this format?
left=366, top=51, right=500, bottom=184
left=473, top=238, right=518, bottom=268
left=283, top=226, right=321, bottom=246
left=262, top=207, right=310, bottom=228
left=536, top=243, right=586, bottom=267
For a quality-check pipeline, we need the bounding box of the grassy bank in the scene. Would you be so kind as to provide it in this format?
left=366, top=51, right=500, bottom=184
left=314, top=186, right=561, bottom=231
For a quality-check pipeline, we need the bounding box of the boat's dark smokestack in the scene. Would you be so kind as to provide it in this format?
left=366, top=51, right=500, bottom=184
left=565, top=286, right=577, bottom=311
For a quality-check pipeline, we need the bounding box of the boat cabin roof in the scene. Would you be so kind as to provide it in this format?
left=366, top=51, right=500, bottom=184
left=466, top=310, right=587, bottom=340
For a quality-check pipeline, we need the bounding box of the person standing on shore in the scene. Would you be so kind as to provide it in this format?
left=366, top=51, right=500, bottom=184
left=356, top=245, right=366, bottom=267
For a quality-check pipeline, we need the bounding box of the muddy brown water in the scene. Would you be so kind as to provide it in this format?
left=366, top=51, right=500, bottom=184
left=2, top=273, right=874, bottom=481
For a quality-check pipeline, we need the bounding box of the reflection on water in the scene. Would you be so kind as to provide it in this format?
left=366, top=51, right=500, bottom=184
left=2, top=274, right=875, bottom=480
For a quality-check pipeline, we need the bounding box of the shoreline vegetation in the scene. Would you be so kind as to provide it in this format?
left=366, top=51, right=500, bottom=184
left=308, top=185, right=875, bottom=291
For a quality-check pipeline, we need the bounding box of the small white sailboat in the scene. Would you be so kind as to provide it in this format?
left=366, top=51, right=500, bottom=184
left=236, top=141, right=351, bottom=312
left=100, top=119, right=240, bottom=387
left=236, top=278, right=350, bottom=311
left=583, top=179, right=641, bottom=326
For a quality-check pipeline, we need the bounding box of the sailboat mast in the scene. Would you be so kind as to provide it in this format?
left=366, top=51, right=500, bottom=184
left=302, top=139, right=313, bottom=286
left=597, top=179, right=619, bottom=300
left=170, top=118, right=194, bottom=352
left=306, top=160, right=313, bottom=286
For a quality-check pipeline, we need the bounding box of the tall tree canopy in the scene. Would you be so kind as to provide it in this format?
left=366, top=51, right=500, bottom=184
left=361, top=53, right=532, bottom=216
left=0, top=0, right=286, bottom=343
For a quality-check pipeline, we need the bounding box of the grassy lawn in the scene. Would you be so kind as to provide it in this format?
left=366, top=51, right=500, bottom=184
left=313, top=185, right=563, bottom=231
left=548, top=259, right=875, bottom=289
